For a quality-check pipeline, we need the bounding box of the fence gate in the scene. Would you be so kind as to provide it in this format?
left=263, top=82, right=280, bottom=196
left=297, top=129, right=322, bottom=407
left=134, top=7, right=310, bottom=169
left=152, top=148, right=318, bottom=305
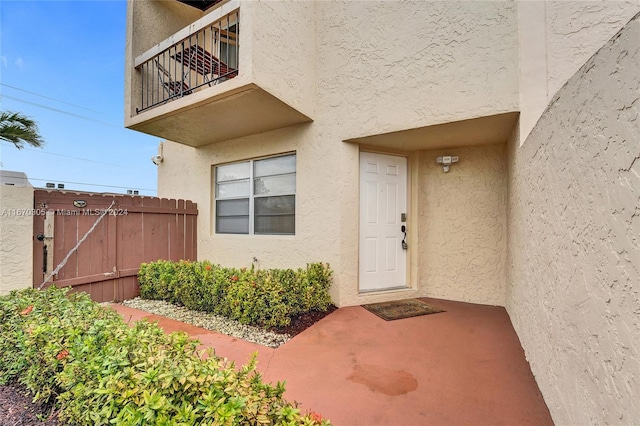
left=32, top=190, right=197, bottom=302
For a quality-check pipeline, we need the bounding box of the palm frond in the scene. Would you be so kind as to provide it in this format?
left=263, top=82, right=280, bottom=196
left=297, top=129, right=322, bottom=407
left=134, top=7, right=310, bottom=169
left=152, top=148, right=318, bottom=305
left=0, top=111, right=45, bottom=149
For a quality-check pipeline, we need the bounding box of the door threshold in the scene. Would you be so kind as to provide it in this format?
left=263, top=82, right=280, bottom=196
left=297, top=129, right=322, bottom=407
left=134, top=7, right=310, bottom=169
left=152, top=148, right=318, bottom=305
left=359, top=286, right=411, bottom=295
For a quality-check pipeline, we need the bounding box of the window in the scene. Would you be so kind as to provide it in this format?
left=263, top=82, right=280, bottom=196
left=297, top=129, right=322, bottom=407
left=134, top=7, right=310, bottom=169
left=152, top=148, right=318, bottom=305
left=215, top=154, right=296, bottom=235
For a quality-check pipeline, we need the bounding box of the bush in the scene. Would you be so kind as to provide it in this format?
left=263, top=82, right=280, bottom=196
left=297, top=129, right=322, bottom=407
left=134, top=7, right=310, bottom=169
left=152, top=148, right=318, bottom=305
left=0, top=287, right=331, bottom=425
left=138, top=262, right=333, bottom=328
left=138, top=259, right=178, bottom=303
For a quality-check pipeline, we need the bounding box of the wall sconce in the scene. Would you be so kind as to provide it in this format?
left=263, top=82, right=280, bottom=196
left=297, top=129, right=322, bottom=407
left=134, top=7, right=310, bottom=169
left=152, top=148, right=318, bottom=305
left=151, top=142, right=164, bottom=166
left=436, top=155, right=459, bottom=173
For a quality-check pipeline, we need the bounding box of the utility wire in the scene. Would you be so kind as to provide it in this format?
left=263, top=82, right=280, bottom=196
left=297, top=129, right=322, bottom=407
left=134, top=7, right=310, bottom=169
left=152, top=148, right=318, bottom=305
left=27, top=177, right=156, bottom=193
left=0, top=141, right=126, bottom=168
left=1, top=83, right=106, bottom=115
left=0, top=95, right=120, bottom=128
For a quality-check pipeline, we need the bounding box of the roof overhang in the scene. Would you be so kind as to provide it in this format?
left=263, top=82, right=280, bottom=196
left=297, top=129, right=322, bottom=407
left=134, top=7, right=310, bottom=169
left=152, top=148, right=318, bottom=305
left=345, top=111, right=520, bottom=151
left=127, top=83, right=312, bottom=147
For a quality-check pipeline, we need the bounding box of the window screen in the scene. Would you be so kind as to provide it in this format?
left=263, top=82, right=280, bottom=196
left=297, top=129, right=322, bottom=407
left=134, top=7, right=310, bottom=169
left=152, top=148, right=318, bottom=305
left=215, top=154, right=295, bottom=235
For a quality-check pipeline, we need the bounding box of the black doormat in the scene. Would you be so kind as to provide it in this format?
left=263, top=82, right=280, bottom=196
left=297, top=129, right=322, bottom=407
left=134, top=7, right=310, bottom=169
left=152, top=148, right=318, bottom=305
left=362, top=299, right=444, bottom=321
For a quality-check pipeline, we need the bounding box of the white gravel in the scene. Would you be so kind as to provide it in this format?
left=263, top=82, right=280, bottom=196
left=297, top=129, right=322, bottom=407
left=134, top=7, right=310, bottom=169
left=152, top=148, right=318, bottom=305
left=121, top=298, right=290, bottom=348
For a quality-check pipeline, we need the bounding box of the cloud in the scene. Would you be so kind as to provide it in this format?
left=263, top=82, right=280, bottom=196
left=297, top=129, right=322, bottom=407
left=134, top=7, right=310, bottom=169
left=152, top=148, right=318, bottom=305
left=14, top=57, right=24, bottom=70
left=0, top=56, right=6, bottom=68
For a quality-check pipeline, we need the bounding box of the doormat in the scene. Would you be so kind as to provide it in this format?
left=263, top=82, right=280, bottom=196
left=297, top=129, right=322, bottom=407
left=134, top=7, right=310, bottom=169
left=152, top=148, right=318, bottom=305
left=362, top=299, right=444, bottom=321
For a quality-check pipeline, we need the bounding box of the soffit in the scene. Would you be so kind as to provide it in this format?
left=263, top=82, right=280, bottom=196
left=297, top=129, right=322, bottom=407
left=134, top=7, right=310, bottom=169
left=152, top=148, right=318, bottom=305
left=129, top=84, right=312, bottom=147
left=345, top=112, right=520, bottom=151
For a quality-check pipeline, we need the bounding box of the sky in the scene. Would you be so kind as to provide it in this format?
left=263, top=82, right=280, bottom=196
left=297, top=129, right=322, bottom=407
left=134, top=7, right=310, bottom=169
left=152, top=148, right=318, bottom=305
left=1, top=0, right=160, bottom=196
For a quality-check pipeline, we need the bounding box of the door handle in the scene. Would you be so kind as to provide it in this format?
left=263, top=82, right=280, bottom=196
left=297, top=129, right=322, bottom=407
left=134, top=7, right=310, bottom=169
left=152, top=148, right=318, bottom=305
left=43, top=244, right=48, bottom=273
left=401, top=225, right=408, bottom=249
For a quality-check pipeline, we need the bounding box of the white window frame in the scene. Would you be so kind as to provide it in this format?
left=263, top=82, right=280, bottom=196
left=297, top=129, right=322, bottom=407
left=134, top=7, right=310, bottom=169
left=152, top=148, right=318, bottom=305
left=214, top=153, right=296, bottom=235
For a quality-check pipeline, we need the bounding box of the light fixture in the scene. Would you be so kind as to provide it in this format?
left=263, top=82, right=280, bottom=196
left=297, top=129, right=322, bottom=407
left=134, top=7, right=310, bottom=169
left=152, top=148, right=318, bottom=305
left=436, top=155, right=459, bottom=173
left=151, top=142, right=164, bottom=165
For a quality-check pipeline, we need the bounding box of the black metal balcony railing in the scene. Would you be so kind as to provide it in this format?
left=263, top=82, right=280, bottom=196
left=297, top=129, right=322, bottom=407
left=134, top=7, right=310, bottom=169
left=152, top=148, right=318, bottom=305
left=135, top=10, right=239, bottom=113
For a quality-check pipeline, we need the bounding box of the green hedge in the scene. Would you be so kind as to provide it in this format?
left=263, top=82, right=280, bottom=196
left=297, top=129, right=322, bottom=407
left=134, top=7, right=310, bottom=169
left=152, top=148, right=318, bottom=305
left=0, top=287, right=330, bottom=425
left=138, top=261, right=333, bottom=328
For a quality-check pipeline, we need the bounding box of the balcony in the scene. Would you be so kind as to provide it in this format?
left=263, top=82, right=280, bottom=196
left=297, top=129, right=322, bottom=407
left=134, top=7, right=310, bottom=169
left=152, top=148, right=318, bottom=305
left=135, top=10, right=239, bottom=113
left=125, top=0, right=314, bottom=147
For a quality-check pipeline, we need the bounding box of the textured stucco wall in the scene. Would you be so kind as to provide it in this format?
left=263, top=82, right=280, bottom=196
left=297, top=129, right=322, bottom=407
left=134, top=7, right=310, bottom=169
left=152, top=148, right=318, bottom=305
left=317, top=0, right=519, bottom=140
left=157, top=124, right=347, bottom=305
left=0, top=185, right=34, bottom=295
left=419, top=144, right=507, bottom=306
left=125, top=0, right=202, bottom=120
left=250, top=0, right=315, bottom=119
left=323, top=1, right=517, bottom=306
left=507, top=14, right=640, bottom=425
left=157, top=1, right=519, bottom=307
left=517, top=0, right=640, bottom=140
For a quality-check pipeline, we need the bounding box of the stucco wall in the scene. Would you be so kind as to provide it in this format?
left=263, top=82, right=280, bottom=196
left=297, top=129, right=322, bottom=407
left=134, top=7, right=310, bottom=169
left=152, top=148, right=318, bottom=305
left=323, top=0, right=517, bottom=306
left=157, top=124, right=347, bottom=305
left=249, top=0, right=315, bottom=119
left=317, top=0, right=519, bottom=140
left=419, top=144, right=507, bottom=306
left=0, top=185, right=34, bottom=295
left=157, top=1, right=519, bottom=307
left=507, top=13, right=640, bottom=425
left=125, top=0, right=203, bottom=120
left=517, top=0, right=640, bottom=141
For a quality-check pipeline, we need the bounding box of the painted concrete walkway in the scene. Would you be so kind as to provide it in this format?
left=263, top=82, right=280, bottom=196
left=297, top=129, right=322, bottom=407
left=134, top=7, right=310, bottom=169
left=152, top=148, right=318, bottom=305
left=110, top=298, right=553, bottom=426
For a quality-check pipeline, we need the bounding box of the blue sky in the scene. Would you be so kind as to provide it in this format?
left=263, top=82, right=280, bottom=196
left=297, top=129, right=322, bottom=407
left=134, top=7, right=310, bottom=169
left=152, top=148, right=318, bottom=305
left=1, top=0, right=160, bottom=196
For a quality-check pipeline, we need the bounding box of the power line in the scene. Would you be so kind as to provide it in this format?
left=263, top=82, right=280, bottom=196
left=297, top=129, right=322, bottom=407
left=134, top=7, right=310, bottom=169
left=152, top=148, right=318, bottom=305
left=27, top=177, right=156, bottom=193
left=1, top=83, right=106, bottom=115
left=0, top=95, right=120, bottom=128
left=0, top=141, right=126, bottom=168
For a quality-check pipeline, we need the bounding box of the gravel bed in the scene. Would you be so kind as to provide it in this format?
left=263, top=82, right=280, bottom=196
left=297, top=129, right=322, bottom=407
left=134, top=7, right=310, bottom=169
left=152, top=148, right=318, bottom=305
left=121, top=298, right=290, bottom=348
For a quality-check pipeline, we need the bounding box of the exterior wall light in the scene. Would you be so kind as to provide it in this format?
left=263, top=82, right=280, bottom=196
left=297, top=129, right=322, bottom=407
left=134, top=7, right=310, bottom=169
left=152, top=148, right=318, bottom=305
left=436, top=155, right=459, bottom=173
left=151, top=142, right=164, bottom=166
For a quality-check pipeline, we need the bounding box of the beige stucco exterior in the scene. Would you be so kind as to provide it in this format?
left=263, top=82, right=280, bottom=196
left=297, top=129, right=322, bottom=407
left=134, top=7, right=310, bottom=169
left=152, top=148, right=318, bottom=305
left=130, top=4, right=640, bottom=423
left=507, top=13, right=640, bottom=424
left=417, top=144, right=507, bottom=306
left=152, top=0, right=519, bottom=307
left=517, top=0, right=640, bottom=141
left=0, top=183, right=34, bottom=295
left=125, top=0, right=315, bottom=146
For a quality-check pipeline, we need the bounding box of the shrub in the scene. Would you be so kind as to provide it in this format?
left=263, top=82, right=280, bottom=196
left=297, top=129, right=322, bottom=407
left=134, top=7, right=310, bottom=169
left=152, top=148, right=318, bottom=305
left=138, top=262, right=333, bottom=328
left=0, top=287, right=331, bottom=425
left=138, top=259, right=178, bottom=302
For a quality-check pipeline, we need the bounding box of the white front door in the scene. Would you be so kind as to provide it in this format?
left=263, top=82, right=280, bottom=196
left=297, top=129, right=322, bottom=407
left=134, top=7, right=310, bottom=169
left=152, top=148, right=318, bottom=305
left=359, top=152, right=407, bottom=292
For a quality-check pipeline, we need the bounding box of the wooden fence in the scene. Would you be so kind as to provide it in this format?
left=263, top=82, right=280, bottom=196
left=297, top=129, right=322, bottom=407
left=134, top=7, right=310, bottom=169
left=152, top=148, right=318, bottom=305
left=32, top=190, right=197, bottom=302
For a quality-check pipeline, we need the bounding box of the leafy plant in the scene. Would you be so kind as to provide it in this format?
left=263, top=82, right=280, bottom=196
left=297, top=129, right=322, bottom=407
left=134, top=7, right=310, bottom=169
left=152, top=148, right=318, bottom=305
left=0, top=287, right=331, bottom=425
left=138, top=261, right=333, bottom=328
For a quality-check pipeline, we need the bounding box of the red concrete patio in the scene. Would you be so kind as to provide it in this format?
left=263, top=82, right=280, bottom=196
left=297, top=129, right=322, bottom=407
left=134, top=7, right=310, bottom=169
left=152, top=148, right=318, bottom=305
left=110, top=298, right=553, bottom=426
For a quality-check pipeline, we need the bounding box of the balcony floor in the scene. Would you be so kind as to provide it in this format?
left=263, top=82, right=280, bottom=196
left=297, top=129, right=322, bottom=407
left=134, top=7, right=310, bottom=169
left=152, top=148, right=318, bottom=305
left=111, top=297, right=553, bottom=425
left=128, top=83, right=312, bottom=147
